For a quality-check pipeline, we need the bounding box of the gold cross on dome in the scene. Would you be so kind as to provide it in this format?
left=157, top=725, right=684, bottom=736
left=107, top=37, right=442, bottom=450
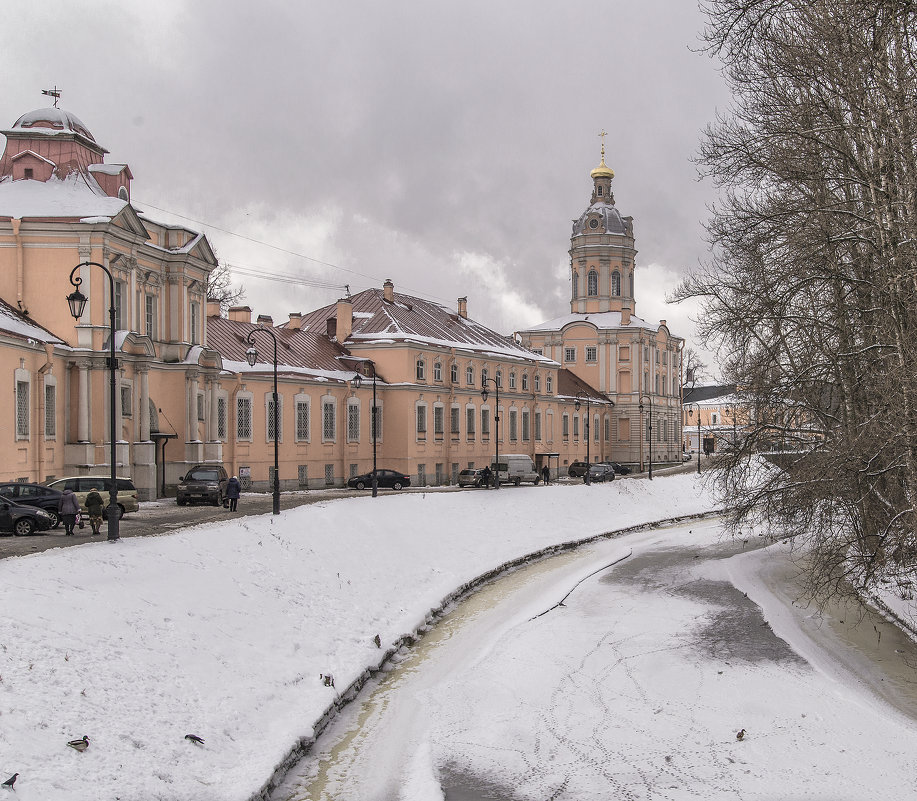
left=598, top=128, right=607, bottom=159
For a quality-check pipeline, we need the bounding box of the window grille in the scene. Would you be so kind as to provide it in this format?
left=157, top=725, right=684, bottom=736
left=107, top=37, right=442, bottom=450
left=562, top=413, right=569, bottom=439
left=416, top=405, right=427, bottom=434
left=297, top=464, right=308, bottom=488
left=587, top=270, right=598, bottom=296
left=534, top=374, right=541, bottom=392
left=509, top=410, right=518, bottom=441
left=322, top=401, right=336, bottom=441
left=237, top=397, right=252, bottom=440
left=296, top=400, right=309, bottom=440
left=466, top=407, right=475, bottom=438
left=481, top=408, right=490, bottom=437
left=434, top=406, right=444, bottom=436
left=611, top=271, right=621, bottom=296
left=435, top=463, right=444, bottom=485
left=522, top=410, right=530, bottom=441
left=451, top=406, right=460, bottom=435
left=217, top=397, right=227, bottom=440
left=348, top=403, right=360, bottom=441
left=417, top=464, right=426, bottom=485
left=534, top=412, right=541, bottom=441
left=268, top=397, right=280, bottom=440
left=324, top=464, right=335, bottom=485
left=44, top=384, right=56, bottom=437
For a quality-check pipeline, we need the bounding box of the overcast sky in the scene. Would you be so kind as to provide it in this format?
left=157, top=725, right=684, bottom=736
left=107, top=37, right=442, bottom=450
left=1, top=1, right=730, bottom=373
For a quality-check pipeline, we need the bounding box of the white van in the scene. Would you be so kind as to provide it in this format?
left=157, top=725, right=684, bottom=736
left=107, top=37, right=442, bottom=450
left=492, top=454, right=540, bottom=486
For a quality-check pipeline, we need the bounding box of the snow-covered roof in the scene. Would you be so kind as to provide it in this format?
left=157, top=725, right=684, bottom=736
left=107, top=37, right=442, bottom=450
left=521, top=310, right=664, bottom=334
left=0, top=296, right=65, bottom=344
left=5, top=107, right=97, bottom=143
left=87, top=163, right=129, bottom=176
left=0, top=172, right=126, bottom=219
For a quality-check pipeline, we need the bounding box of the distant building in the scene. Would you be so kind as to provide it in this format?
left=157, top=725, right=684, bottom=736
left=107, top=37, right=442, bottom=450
left=517, top=145, right=685, bottom=470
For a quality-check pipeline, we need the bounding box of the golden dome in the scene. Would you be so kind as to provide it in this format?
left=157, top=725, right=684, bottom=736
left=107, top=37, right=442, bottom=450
left=590, top=156, right=614, bottom=180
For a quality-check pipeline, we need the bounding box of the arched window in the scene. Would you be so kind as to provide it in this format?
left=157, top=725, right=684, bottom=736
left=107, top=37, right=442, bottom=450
left=416, top=359, right=425, bottom=381
left=466, top=366, right=474, bottom=385
left=572, top=270, right=579, bottom=298
left=611, top=271, right=621, bottom=296
left=450, top=363, right=458, bottom=383
left=481, top=368, right=488, bottom=386
left=509, top=372, right=516, bottom=390
left=587, top=270, right=598, bottom=296
left=496, top=370, right=503, bottom=388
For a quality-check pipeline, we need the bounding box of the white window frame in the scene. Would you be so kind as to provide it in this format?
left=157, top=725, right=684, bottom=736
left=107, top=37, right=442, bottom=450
left=585, top=346, right=597, bottom=363
left=322, top=397, right=336, bottom=442
left=44, top=376, right=56, bottom=440
left=347, top=399, right=360, bottom=442
left=14, top=371, right=29, bottom=440
left=295, top=394, right=311, bottom=442
left=236, top=393, right=253, bottom=441
left=466, top=365, right=474, bottom=385
left=564, top=347, right=576, bottom=363
left=416, top=403, right=428, bottom=438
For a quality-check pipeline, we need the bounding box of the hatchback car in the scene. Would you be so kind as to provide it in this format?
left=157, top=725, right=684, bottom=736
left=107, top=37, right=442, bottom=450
left=603, top=462, right=631, bottom=475
left=0, top=498, right=55, bottom=536
left=567, top=461, right=590, bottom=478
left=587, top=464, right=616, bottom=482
left=347, top=469, right=411, bottom=491
left=45, top=476, right=139, bottom=518
left=176, top=464, right=229, bottom=506
left=0, top=482, right=64, bottom=528
left=457, top=468, right=487, bottom=488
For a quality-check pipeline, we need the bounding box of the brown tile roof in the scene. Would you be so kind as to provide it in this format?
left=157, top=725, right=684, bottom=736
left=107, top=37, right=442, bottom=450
left=556, top=369, right=612, bottom=404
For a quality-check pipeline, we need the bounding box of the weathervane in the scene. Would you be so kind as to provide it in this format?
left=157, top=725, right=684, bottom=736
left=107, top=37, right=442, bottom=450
left=41, top=87, right=62, bottom=108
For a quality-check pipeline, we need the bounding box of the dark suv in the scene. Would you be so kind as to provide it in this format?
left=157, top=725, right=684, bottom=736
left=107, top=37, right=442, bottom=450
left=568, top=461, right=590, bottom=478
left=0, top=482, right=64, bottom=528
left=177, top=465, right=229, bottom=506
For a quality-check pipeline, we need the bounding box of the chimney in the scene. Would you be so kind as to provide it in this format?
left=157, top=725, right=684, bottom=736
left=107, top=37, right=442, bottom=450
left=457, top=296, right=468, bottom=319
left=383, top=279, right=394, bottom=303
left=326, top=317, right=337, bottom=340
left=659, top=319, right=667, bottom=328
left=288, top=312, right=304, bottom=329
left=228, top=305, right=252, bottom=324
left=256, top=314, right=274, bottom=326
left=621, top=303, right=631, bottom=326
left=336, top=297, right=353, bottom=341
left=206, top=297, right=222, bottom=318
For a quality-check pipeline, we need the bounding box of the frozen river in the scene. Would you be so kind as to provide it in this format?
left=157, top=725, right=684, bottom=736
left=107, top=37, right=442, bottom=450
left=271, top=518, right=917, bottom=800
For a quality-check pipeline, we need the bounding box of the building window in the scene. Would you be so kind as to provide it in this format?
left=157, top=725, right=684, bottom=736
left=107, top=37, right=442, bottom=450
left=587, top=270, right=598, bottom=296
left=594, top=414, right=599, bottom=442
left=611, top=271, right=621, bottom=296
left=416, top=359, right=426, bottom=381
left=481, top=407, right=490, bottom=437
left=197, top=392, right=204, bottom=422
left=546, top=375, right=553, bottom=394
left=562, top=413, right=569, bottom=439
left=296, top=399, right=310, bottom=441
left=620, top=346, right=630, bottom=361
left=604, top=416, right=611, bottom=441
left=451, top=406, right=460, bottom=436
left=298, top=464, right=308, bottom=488
left=712, top=412, right=719, bottom=425
left=417, top=464, right=426, bottom=486
left=564, top=347, right=576, bottom=363
left=324, top=464, right=335, bottom=486
left=586, top=346, right=597, bottom=362
left=509, top=409, right=518, bottom=441
left=466, top=407, right=476, bottom=438
left=435, top=463, right=444, bottom=485
left=350, top=463, right=359, bottom=478
left=416, top=405, right=427, bottom=436
left=217, top=396, right=227, bottom=440
left=466, top=366, right=474, bottom=385
left=452, top=463, right=459, bottom=484
left=521, top=373, right=528, bottom=391
left=534, top=411, right=541, bottom=441
left=371, top=404, right=382, bottom=442
left=534, top=374, right=541, bottom=392
left=434, top=405, right=444, bottom=438
left=496, top=369, right=503, bottom=388
left=481, top=368, right=488, bottom=386
left=572, top=270, right=579, bottom=298
left=509, top=372, right=516, bottom=390
left=237, top=396, right=252, bottom=440
left=145, top=294, right=156, bottom=339
left=113, top=280, right=126, bottom=330
left=347, top=401, right=360, bottom=441
left=322, top=400, right=336, bottom=441
left=522, top=410, right=530, bottom=441
left=44, top=383, right=56, bottom=438
left=189, top=300, right=200, bottom=345
left=433, top=362, right=443, bottom=382
left=451, top=363, right=458, bottom=383
left=573, top=415, right=579, bottom=439
left=121, top=385, right=133, bottom=417
left=655, top=374, right=660, bottom=394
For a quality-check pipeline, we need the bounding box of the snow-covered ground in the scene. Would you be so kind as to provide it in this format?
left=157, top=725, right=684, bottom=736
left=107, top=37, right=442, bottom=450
left=0, top=476, right=715, bottom=801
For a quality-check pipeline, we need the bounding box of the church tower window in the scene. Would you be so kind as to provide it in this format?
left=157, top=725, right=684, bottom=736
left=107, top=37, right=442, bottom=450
left=572, top=270, right=579, bottom=299
left=611, top=271, right=621, bottom=297
left=587, top=270, right=598, bottom=296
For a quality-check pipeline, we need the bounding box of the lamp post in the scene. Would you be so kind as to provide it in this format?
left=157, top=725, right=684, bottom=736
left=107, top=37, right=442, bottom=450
left=481, top=374, right=500, bottom=489
left=245, top=328, right=280, bottom=515
left=639, top=394, right=654, bottom=480
left=687, top=406, right=702, bottom=474
left=351, top=360, right=379, bottom=497
left=67, top=262, right=120, bottom=541
left=574, top=392, right=591, bottom=485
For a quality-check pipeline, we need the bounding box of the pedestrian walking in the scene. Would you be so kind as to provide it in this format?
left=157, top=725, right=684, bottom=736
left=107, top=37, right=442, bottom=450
left=85, top=487, right=104, bottom=536
left=58, top=488, right=81, bottom=536
left=541, top=465, right=550, bottom=485
left=481, top=465, right=492, bottom=489
left=226, top=475, right=241, bottom=512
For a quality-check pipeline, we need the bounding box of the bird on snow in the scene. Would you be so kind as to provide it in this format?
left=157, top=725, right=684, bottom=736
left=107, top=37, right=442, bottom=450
left=67, top=736, right=90, bottom=752
left=373, top=634, right=381, bottom=648
left=320, top=673, right=335, bottom=688
left=1, top=773, right=17, bottom=789
left=736, top=729, right=746, bottom=741
left=184, top=734, right=205, bottom=745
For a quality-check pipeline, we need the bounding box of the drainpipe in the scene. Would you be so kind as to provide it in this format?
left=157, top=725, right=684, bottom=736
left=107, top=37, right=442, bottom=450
left=227, top=372, right=243, bottom=475
left=12, top=219, right=25, bottom=313
left=35, top=344, right=55, bottom=481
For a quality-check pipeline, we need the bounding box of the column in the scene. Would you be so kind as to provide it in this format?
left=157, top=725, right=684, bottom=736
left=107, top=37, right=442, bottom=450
left=209, top=378, right=219, bottom=441
left=187, top=371, right=199, bottom=441
left=138, top=366, right=150, bottom=442
left=78, top=360, right=91, bottom=442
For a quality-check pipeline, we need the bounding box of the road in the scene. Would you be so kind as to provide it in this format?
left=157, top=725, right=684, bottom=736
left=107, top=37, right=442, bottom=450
left=272, top=517, right=917, bottom=801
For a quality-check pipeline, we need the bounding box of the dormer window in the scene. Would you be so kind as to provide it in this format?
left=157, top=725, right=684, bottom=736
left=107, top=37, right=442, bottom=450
left=118, top=186, right=129, bottom=201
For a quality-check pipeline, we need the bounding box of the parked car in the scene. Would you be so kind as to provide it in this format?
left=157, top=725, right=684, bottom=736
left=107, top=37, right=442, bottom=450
left=492, top=454, right=540, bottom=486
left=45, top=476, right=139, bottom=518
left=176, top=464, right=229, bottom=506
left=0, top=482, right=64, bottom=528
left=347, top=469, right=411, bottom=491
left=0, top=498, right=55, bottom=536
left=568, top=461, right=590, bottom=478
left=602, top=462, right=631, bottom=475
left=457, top=468, right=487, bottom=488
left=587, top=464, right=616, bottom=482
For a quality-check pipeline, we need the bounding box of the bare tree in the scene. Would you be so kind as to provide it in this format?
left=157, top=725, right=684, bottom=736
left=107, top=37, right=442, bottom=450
left=676, top=0, right=917, bottom=605
left=206, top=262, right=245, bottom=314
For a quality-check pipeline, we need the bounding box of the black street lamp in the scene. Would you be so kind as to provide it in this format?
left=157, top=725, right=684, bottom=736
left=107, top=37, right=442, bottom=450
left=67, top=262, right=120, bottom=542
left=481, top=373, right=500, bottom=489
left=245, top=328, right=280, bottom=515
left=639, top=394, right=654, bottom=480
left=351, top=360, right=379, bottom=497
left=687, top=405, right=702, bottom=474
left=574, top=392, right=591, bottom=485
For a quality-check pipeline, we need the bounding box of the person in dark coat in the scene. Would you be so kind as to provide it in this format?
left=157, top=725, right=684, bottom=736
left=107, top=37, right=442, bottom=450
left=541, top=465, right=550, bottom=485
left=58, top=488, right=81, bottom=536
left=481, top=465, right=492, bottom=489
left=85, top=487, right=104, bottom=536
left=226, top=475, right=241, bottom=512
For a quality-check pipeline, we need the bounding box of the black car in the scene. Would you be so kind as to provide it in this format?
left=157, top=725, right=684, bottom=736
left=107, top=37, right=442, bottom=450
left=568, top=461, right=590, bottom=478
left=602, top=462, right=632, bottom=475
left=587, top=464, right=616, bottom=482
left=0, top=482, right=64, bottom=528
left=177, top=464, right=229, bottom=506
left=0, top=498, right=55, bottom=536
left=347, top=469, right=411, bottom=491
